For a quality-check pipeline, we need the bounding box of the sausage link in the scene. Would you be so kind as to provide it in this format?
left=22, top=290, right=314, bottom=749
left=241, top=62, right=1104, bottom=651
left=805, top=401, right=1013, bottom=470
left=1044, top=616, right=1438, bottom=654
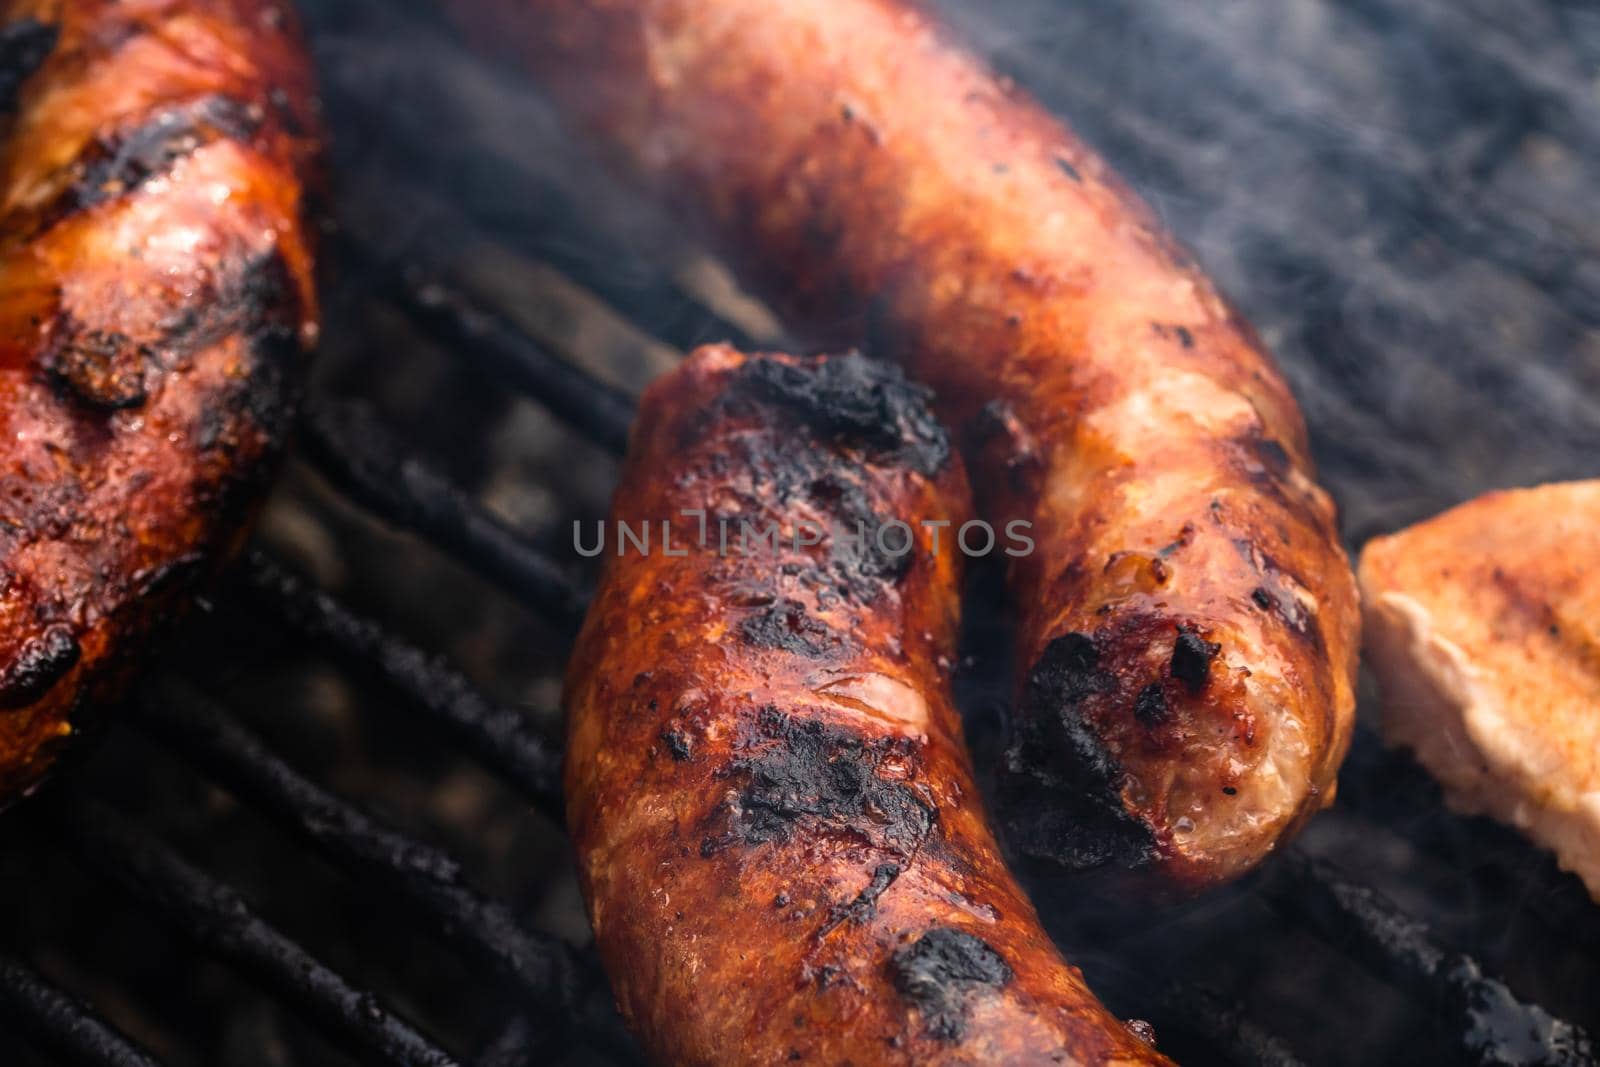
left=564, top=345, right=1168, bottom=1065
left=0, top=0, right=319, bottom=798
left=443, top=0, right=1361, bottom=888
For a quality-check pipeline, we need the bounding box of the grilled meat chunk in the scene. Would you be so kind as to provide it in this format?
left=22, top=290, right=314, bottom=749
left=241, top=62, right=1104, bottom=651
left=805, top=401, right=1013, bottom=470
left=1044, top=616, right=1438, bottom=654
left=1360, top=480, right=1600, bottom=900
left=563, top=345, right=1169, bottom=1065
left=0, top=0, right=319, bottom=798
left=437, top=0, right=1361, bottom=889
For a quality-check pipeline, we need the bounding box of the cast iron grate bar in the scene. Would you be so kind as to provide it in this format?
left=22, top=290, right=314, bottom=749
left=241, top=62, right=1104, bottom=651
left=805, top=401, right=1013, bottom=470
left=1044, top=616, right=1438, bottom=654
left=0, top=955, right=163, bottom=1067
left=129, top=676, right=582, bottom=1016
left=41, top=793, right=461, bottom=1067
left=239, top=551, right=564, bottom=816
left=340, top=99, right=764, bottom=354
left=1266, top=850, right=1595, bottom=1067
left=298, top=396, right=588, bottom=631
left=367, top=253, right=637, bottom=457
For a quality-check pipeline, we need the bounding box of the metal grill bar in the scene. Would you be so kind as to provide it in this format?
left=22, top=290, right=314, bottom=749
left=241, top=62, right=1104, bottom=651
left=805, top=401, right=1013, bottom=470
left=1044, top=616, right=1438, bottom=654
left=373, top=258, right=636, bottom=457
left=43, top=794, right=461, bottom=1067
left=1162, top=984, right=1305, bottom=1067
left=298, top=396, right=588, bottom=631
left=130, top=677, right=580, bottom=1014
left=1338, top=727, right=1600, bottom=956
left=344, top=106, right=763, bottom=354
left=239, top=552, right=563, bottom=815
left=0, top=955, right=163, bottom=1067
left=1266, top=851, right=1595, bottom=1067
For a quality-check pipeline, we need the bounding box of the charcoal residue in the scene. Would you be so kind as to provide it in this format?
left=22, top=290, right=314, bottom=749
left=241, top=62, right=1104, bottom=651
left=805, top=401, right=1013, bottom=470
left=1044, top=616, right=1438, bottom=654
left=890, top=927, right=1013, bottom=1042
left=700, top=706, right=934, bottom=858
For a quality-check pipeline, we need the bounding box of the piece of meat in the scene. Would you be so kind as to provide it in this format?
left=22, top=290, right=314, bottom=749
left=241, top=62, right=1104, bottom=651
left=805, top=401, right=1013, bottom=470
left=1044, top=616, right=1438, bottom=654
left=0, top=0, right=320, bottom=799
left=437, top=0, right=1361, bottom=888
left=564, top=345, right=1169, bottom=1065
left=1360, top=480, right=1600, bottom=901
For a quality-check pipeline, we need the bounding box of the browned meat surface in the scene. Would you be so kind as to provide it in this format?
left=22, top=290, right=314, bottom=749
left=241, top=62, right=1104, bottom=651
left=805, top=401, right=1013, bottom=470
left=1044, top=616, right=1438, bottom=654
left=1361, top=480, right=1600, bottom=901
left=563, top=345, right=1170, bottom=1065
left=0, top=0, right=319, bottom=798
left=438, top=0, right=1361, bottom=888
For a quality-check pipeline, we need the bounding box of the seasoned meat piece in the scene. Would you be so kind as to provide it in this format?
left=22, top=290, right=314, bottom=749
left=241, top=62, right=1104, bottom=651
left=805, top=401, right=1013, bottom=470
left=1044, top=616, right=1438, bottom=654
left=437, top=0, right=1361, bottom=889
left=1361, top=480, right=1600, bottom=900
left=564, top=345, right=1169, bottom=1064
left=0, top=0, right=320, bottom=798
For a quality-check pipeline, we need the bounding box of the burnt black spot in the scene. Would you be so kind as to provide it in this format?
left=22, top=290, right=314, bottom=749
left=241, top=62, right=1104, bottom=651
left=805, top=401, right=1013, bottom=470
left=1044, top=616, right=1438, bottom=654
left=0, top=625, right=80, bottom=710
left=1251, top=587, right=1274, bottom=610
left=1134, top=683, right=1170, bottom=729
left=806, top=473, right=912, bottom=593
left=821, top=863, right=900, bottom=934
left=43, top=96, right=261, bottom=226
left=42, top=322, right=153, bottom=410
left=1054, top=155, right=1082, bottom=183
left=890, top=927, right=1012, bottom=1042
left=737, top=599, right=840, bottom=658
left=700, top=706, right=934, bottom=859
left=0, top=19, right=56, bottom=115
left=1171, top=626, right=1220, bottom=693
left=730, top=353, right=949, bottom=476
left=1000, top=633, right=1158, bottom=871
left=1174, top=325, right=1195, bottom=348
left=660, top=728, right=693, bottom=762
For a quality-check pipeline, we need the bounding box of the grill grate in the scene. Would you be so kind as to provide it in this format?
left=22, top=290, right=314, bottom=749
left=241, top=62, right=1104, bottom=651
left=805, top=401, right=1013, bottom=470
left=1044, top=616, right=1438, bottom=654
left=0, top=0, right=1596, bottom=1064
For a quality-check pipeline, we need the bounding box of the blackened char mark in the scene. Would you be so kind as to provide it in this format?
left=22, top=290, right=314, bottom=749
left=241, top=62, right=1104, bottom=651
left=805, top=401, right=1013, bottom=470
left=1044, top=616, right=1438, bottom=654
left=820, top=862, right=900, bottom=934
left=737, top=598, right=841, bottom=658
left=805, top=471, right=912, bottom=596
left=33, top=96, right=263, bottom=233
left=729, top=352, right=950, bottom=476
left=0, top=625, right=80, bottom=710
left=41, top=320, right=153, bottom=410
left=0, top=19, right=57, bottom=115
left=177, top=250, right=303, bottom=443
left=1001, top=632, right=1157, bottom=872
left=701, top=705, right=934, bottom=859
left=1171, top=625, right=1220, bottom=693
left=890, top=927, right=1013, bottom=1042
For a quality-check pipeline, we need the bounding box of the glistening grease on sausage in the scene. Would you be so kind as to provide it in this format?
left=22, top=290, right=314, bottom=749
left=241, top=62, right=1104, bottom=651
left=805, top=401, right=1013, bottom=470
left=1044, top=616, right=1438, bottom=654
left=563, top=346, right=1169, bottom=1065
left=0, top=0, right=319, bottom=798
left=441, top=0, right=1361, bottom=888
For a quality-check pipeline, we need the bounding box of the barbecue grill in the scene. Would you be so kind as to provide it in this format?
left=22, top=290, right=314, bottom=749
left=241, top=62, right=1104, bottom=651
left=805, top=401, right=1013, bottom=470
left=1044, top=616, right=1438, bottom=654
left=1, top=0, right=1597, bottom=1063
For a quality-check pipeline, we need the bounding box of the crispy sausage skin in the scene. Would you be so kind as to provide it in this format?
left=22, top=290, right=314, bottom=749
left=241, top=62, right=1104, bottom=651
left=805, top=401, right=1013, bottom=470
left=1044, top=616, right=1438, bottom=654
left=0, top=0, right=319, bottom=797
left=443, top=0, right=1361, bottom=888
left=564, top=345, right=1168, bottom=1065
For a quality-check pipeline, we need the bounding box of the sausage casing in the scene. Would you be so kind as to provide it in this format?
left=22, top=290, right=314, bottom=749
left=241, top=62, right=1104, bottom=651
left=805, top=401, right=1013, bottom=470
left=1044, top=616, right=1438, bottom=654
left=443, top=0, right=1362, bottom=888
left=564, top=345, right=1167, bottom=1065
left=0, top=0, right=319, bottom=797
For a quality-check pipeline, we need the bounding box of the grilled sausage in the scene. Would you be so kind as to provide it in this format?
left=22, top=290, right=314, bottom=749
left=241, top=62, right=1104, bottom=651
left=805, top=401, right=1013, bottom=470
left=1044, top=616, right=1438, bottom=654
left=440, top=0, right=1361, bottom=888
left=0, top=0, right=319, bottom=798
left=564, top=345, right=1168, bottom=1065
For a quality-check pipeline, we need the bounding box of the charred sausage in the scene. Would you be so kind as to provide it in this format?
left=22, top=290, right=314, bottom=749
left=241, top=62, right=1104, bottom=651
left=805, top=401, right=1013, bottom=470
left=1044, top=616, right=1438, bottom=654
left=0, top=0, right=319, bottom=798
left=440, top=0, right=1361, bottom=888
left=564, top=345, right=1168, bottom=1064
